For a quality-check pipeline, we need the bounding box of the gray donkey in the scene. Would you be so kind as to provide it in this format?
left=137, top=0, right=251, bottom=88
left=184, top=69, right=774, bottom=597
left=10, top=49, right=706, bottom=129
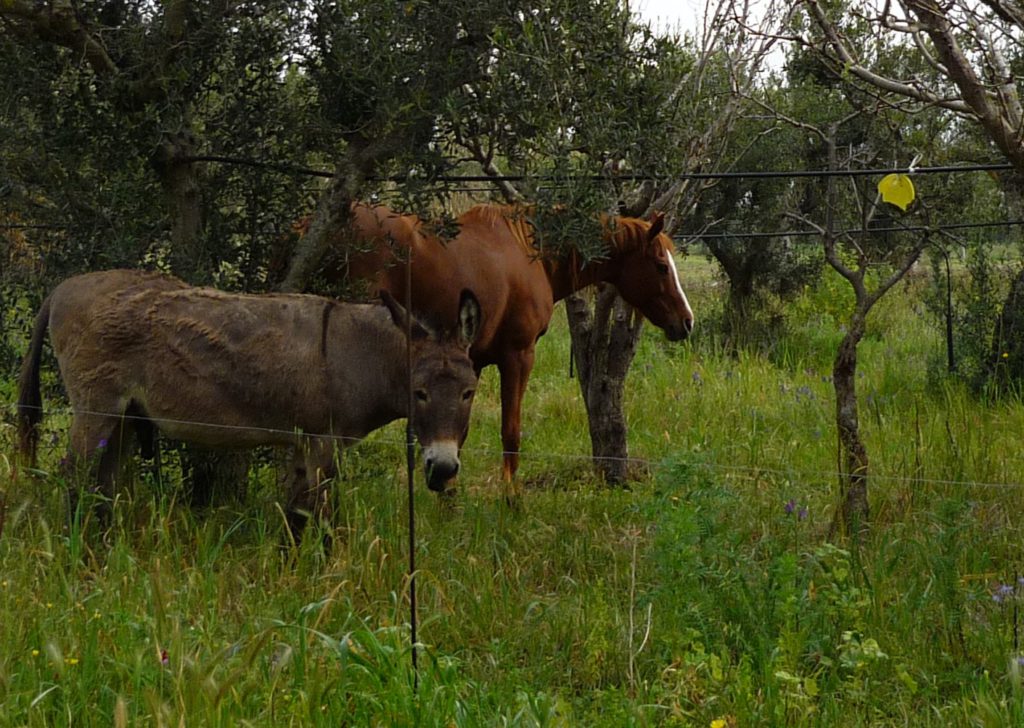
left=17, top=269, right=481, bottom=538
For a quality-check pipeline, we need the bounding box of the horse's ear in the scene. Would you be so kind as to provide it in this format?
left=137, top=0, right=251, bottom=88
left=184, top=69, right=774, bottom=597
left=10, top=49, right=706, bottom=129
left=456, top=289, right=481, bottom=349
left=380, top=290, right=430, bottom=340
left=647, top=211, right=666, bottom=241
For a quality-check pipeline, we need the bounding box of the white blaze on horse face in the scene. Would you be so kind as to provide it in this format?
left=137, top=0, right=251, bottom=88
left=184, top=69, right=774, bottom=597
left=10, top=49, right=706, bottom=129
left=663, top=243, right=694, bottom=321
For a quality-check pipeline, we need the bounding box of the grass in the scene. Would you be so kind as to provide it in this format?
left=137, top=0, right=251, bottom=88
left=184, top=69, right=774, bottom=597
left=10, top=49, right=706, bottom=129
left=2, top=256, right=1024, bottom=725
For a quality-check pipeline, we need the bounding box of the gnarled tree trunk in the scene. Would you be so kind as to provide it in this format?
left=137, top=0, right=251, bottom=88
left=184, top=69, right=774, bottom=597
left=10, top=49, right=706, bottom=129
left=832, top=307, right=869, bottom=535
left=565, top=285, right=645, bottom=484
left=153, top=129, right=206, bottom=280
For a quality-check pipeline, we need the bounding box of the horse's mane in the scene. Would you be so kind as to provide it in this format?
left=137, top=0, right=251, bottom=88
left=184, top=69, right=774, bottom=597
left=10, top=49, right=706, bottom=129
left=603, top=216, right=652, bottom=254
left=460, top=204, right=655, bottom=257
left=461, top=204, right=537, bottom=253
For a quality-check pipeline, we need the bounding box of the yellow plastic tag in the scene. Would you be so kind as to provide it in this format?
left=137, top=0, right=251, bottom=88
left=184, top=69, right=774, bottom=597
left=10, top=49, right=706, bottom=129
left=878, top=174, right=916, bottom=211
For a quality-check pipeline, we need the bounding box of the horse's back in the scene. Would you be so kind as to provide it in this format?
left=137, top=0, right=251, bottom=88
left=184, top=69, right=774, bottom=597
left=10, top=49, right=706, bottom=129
left=446, top=206, right=554, bottom=355
left=345, top=204, right=553, bottom=364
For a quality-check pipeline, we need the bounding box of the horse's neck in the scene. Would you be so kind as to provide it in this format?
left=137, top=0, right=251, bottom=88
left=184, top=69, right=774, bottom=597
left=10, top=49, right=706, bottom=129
left=542, top=217, right=645, bottom=301
left=545, top=254, right=616, bottom=302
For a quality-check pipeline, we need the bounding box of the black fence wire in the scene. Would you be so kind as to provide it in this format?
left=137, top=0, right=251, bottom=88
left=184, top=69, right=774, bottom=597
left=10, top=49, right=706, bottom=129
left=4, top=158, right=1022, bottom=242
left=5, top=218, right=1024, bottom=242
left=178, top=155, right=1015, bottom=182
left=6, top=401, right=1024, bottom=493
left=6, top=156, right=1024, bottom=687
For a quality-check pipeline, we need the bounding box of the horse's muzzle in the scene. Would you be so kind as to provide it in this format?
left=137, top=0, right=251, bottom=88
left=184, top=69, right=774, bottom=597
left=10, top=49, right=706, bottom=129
left=665, top=319, right=693, bottom=342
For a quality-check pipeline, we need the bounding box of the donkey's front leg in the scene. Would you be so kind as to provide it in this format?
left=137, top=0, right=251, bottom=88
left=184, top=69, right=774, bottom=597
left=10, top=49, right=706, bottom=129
left=284, top=436, right=337, bottom=545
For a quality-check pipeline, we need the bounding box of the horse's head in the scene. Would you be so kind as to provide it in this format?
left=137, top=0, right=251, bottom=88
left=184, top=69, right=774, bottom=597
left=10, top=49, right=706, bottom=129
left=611, top=212, right=694, bottom=341
left=381, top=289, right=482, bottom=491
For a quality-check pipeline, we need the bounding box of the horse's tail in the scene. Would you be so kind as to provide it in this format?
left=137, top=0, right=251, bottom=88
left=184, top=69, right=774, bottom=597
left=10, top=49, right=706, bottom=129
left=17, top=295, right=52, bottom=467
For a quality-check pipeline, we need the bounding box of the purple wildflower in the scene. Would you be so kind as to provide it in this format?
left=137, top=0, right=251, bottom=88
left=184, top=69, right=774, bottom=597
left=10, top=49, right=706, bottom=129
left=784, top=499, right=797, bottom=515
left=798, top=506, right=808, bottom=520
left=993, top=584, right=1015, bottom=603
left=97, top=438, right=109, bottom=449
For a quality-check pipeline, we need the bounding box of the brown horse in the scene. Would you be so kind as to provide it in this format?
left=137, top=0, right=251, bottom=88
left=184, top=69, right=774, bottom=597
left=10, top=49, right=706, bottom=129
left=325, top=202, right=694, bottom=480
left=17, top=269, right=481, bottom=536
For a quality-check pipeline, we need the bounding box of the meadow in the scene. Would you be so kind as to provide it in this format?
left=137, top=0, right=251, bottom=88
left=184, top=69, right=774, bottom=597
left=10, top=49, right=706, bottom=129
left=1, top=256, right=1024, bottom=726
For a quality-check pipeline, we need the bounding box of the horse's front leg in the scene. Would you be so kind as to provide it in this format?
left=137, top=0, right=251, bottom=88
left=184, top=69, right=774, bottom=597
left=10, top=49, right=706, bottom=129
left=497, top=347, right=536, bottom=483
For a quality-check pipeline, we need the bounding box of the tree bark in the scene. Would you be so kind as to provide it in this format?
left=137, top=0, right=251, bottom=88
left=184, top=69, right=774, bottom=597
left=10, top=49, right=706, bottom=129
left=153, top=130, right=207, bottom=281
left=832, top=307, right=870, bottom=536
left=565, top=285, right=644, bottom=484
left=989, top=263, right=1024, bottom=393
left=279, top=161, right=361, bottom=293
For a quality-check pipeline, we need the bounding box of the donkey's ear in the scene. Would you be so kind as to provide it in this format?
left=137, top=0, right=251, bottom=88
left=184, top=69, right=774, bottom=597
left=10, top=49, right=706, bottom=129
left=456, top=289, right=482, bottom=349
left=647, top=211, right=666, bottom=241
left=380, top=290, right=430, bottom=340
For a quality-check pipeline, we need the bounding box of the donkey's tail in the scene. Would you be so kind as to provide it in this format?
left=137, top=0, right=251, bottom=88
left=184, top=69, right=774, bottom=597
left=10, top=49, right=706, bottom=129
left=16, top=295, right=52, bottom=466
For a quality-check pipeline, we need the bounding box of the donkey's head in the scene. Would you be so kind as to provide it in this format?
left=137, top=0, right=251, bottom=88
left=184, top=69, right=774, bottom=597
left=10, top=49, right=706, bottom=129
left=381, top=289, right=481, bottom=491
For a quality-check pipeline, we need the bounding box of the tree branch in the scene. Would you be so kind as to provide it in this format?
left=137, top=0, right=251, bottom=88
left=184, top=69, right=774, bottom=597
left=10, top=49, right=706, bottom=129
left=802, top=0, right=974, bottom=115
left=904, top=0, right=1024, bottom=169
left=1, top=0, right=118, bottom=76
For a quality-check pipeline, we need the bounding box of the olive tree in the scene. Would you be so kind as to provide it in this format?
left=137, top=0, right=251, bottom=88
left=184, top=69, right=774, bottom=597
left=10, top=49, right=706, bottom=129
left=796, top=0, right=1024, bottom=392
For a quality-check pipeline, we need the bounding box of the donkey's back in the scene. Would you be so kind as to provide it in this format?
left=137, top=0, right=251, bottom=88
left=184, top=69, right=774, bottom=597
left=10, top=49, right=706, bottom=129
left=40, top=269, right=404, bottom=449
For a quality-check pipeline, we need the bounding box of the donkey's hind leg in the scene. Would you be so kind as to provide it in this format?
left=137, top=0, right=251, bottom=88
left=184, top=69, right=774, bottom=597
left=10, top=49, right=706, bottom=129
left=65, top=411, right=129, bottom=533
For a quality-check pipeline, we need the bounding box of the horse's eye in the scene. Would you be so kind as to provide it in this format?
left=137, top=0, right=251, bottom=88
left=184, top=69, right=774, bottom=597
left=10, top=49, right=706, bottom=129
left=655, top=262, right=669, bottom=275
left=462, top=389, right=475, bottom=401
left=415, top=390, right=429, bottom=402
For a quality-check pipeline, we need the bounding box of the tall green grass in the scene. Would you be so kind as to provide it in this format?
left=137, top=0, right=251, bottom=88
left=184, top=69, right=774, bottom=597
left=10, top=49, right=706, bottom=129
left=2, top=258, right=1024, bottom=725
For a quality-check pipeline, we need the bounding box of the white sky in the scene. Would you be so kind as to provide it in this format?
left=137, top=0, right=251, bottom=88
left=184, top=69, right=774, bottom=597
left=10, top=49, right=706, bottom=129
left=632, top=0, right=706, bottom=35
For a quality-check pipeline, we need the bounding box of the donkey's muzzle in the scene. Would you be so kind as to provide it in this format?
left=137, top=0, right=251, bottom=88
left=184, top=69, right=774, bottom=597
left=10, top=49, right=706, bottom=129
left=423, top=440, right=461, bottom=491
left=425, top=458, right=459, bottom=491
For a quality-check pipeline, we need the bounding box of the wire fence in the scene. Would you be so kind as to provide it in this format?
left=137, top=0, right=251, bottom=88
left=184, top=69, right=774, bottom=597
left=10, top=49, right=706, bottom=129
left=4, top=157, right=1024, bottom=494
left=179, top=155, right=1015, bottom=182
left=5, top=216, right=1024, bottom=244
left=5, top=158, right=1022, bottom=243
left=6, top=400, right=1024, bottom=493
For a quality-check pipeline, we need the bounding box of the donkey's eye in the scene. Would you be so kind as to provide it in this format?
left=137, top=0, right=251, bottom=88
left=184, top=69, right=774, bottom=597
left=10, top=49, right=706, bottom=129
left=462, top=389, right=475, bottom=401
left=415, top=390, right=429, bottom=402
left=655, top=262, right=670, bottom=275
